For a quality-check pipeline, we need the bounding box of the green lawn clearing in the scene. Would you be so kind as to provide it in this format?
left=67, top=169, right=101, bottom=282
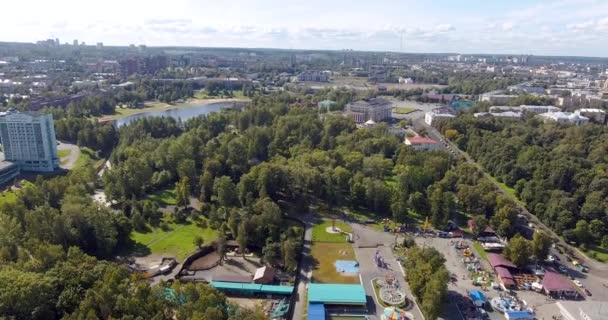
left=312, top=220, right=353, bottom=242
left=0, top=180, right=36, bottom=206
left=311, top=242, right=359, bottom=284
left=148, top=188, right=177, bottom=206
left=58, top=149, right=71, bottom=158
left=74, top=147, right=104, bottom=170
left=473, top=241, right=489, bottom=261
left=393, top=107, right=417, bottom=114
left=585, top=245, right=608, bottom=263
left=131, top=217, right=218, bottom=261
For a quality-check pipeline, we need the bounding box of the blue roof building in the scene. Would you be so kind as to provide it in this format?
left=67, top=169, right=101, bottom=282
left=307, top=284, right=367, bottom=305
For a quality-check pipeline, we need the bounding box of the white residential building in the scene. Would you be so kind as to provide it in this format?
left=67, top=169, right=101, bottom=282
left=425, top=111, right=455, bottom=125
left=489, top=105, right=560, bottom=114
left=0, top=111, right=59, bottom=172
left=575, top=108, right=607, bottom=124
left=537, top=112, right=589, bottom=125
left=474, top=111, right=522, bottom=119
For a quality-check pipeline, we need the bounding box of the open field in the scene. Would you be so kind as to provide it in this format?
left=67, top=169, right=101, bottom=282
left=130, top=217, right=218, bottom=261
left=311, top=242, right=359, bottom=284
left=148, top=188, right=177, bottom=206
left=585, top=245, right=608, bottom=263
left=74, top=147, right=104, bottom=170
left=57, top=149, right=71, bottom=158
left=99, top=98, right=248, bottom=121
left=312, top=220, right=353, bottom=242
left=194, top=89, right=248, bottom=100
left=393, top=107, right=417, bottom=114
left=472, top=241, right=489, bottom=261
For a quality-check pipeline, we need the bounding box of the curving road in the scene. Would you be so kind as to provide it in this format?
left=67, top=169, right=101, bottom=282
left=57, top=142, right=80, bottom=170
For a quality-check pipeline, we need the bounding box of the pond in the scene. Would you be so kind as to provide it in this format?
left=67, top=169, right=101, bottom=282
left=114, top=101, right=244, bottom=128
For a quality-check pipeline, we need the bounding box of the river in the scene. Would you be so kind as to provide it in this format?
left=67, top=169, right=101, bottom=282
left=113, top=101, right=244, bottom=128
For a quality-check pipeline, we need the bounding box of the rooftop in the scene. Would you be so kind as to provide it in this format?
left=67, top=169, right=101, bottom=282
left=210, top=281, right=293, bottom=295
left=406, top=136, right=438, bottom=144
left=541, top=271, right=574, bottom=292
left=308, top=284, right=367, bottom=305
left=487, top=253, right=516, bottom=269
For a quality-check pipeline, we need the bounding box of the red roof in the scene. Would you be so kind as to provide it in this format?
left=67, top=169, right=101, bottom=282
left=542, top=271, right=575, bottom=292
left=495, top=266, right=516, bottom=286
left=487, top=253, right=517, bottom=269
left=407, top=136, right=438, bottom=144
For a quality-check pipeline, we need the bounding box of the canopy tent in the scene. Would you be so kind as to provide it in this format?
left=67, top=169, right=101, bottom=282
left=468, top=290, right=487, bottom=307
left=307, top=303, right=325, bottom=320
left=382, top=307, right=408, bottom=320
left=505, top=311, right=535, bottom=320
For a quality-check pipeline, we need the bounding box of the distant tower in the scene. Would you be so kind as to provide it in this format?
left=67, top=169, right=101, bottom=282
left=73, top=39, right=78, bottom=46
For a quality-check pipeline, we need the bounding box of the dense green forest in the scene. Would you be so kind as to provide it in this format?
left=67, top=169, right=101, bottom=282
left=0, top=91, right=553, bottom=319
left=435, top=116, right=608, bottom=254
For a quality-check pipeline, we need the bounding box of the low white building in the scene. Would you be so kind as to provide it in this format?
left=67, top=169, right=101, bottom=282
left=489, top=105, right=560, bottom=114
left=425, top=111, right=455, bottom=125
left=398, top=77, right=414, bottom=84
left=538, top=112, right=589, bottom=125
left=474, top=111, right=522, bottom=119
left=405, top=136, right=440, bottom=151
left=575, top=108, right=607, bottom=124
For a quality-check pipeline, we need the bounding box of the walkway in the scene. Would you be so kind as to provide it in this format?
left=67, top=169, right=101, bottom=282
left=350, top=222, right=424, bottom=320
left=291, top=214, right=314, bottom=320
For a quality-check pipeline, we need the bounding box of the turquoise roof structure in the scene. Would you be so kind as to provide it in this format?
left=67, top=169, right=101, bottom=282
left=210, top=282, right=294, bottom=295
left=308, top=284, right=367, bottom=305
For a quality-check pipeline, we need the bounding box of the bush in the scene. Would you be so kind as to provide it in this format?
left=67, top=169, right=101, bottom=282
left=402, top=235, right=416, bottom=248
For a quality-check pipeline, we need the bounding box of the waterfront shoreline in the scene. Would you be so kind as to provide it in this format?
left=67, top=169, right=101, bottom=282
left=98, top=98, right=248, bottom=122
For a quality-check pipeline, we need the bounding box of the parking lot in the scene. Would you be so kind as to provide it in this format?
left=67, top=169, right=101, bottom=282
left=415, top=235, right=559, bottom=320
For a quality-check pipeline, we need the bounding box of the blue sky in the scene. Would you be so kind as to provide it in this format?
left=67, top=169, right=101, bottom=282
left=2, top=0, right=608, bottom=56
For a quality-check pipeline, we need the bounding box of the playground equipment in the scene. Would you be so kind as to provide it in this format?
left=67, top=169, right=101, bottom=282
left=463, top=249, right=473, bottom=257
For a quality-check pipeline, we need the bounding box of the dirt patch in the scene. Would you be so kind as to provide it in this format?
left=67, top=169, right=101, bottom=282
left=188, top=251, right=221, bottom=271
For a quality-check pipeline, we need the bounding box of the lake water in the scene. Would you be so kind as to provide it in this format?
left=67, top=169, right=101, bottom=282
left=114, top=101, right=243, bottom=128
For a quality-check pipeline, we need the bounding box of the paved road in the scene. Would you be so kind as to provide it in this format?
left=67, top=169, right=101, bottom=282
left=57, top=141, right=80, bottom=170
left=291, top=215, right=314, bottom=320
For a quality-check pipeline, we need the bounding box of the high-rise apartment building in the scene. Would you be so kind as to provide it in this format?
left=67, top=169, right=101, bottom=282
left=0, top=112, right=59, bottom=172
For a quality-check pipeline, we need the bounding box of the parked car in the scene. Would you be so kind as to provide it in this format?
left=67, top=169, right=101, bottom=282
left=573, top=280, right=583, bottom=287
left=558, top=265, right=568, bottom=273
left=547, top=255, right=556, bottom=262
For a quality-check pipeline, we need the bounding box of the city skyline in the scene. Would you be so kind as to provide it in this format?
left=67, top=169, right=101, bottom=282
left=2, top=0, right=608, bottom=57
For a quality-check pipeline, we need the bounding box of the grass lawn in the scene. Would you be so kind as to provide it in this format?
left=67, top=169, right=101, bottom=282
left=0, top=190, right=18, bottom=206
left=148, top=188, right=177, bottom=206
left=473, top=241, right=489, bottom=261
left=131, top=217, right=218, bottom=261
left=393, top=107, right=417, bottom=114
left=585, top=246, right=608, bottom=263
left=311, top=242, right=359, bottom=284
left=0, top=180, right=36, bottom=206
left=74, top=147, right=104, bottom=170
left=312, top=220, right=353, bottom=242
left=58, top=149, right=71, bottom=158
left=194, top=89, right=248, bottom=100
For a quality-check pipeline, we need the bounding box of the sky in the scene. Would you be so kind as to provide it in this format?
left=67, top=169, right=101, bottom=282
left=2, top=0, right=608, bottom=57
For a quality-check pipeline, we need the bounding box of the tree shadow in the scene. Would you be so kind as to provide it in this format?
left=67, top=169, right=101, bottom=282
left=120, top=239, right=152, bottom=257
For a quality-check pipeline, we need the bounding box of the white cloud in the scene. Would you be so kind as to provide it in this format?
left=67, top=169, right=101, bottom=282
left=502, top=22, right=514, bottom=31
left=434, top=24, right=455, bottom=32
left=567, top=20, right=595, bottom=30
